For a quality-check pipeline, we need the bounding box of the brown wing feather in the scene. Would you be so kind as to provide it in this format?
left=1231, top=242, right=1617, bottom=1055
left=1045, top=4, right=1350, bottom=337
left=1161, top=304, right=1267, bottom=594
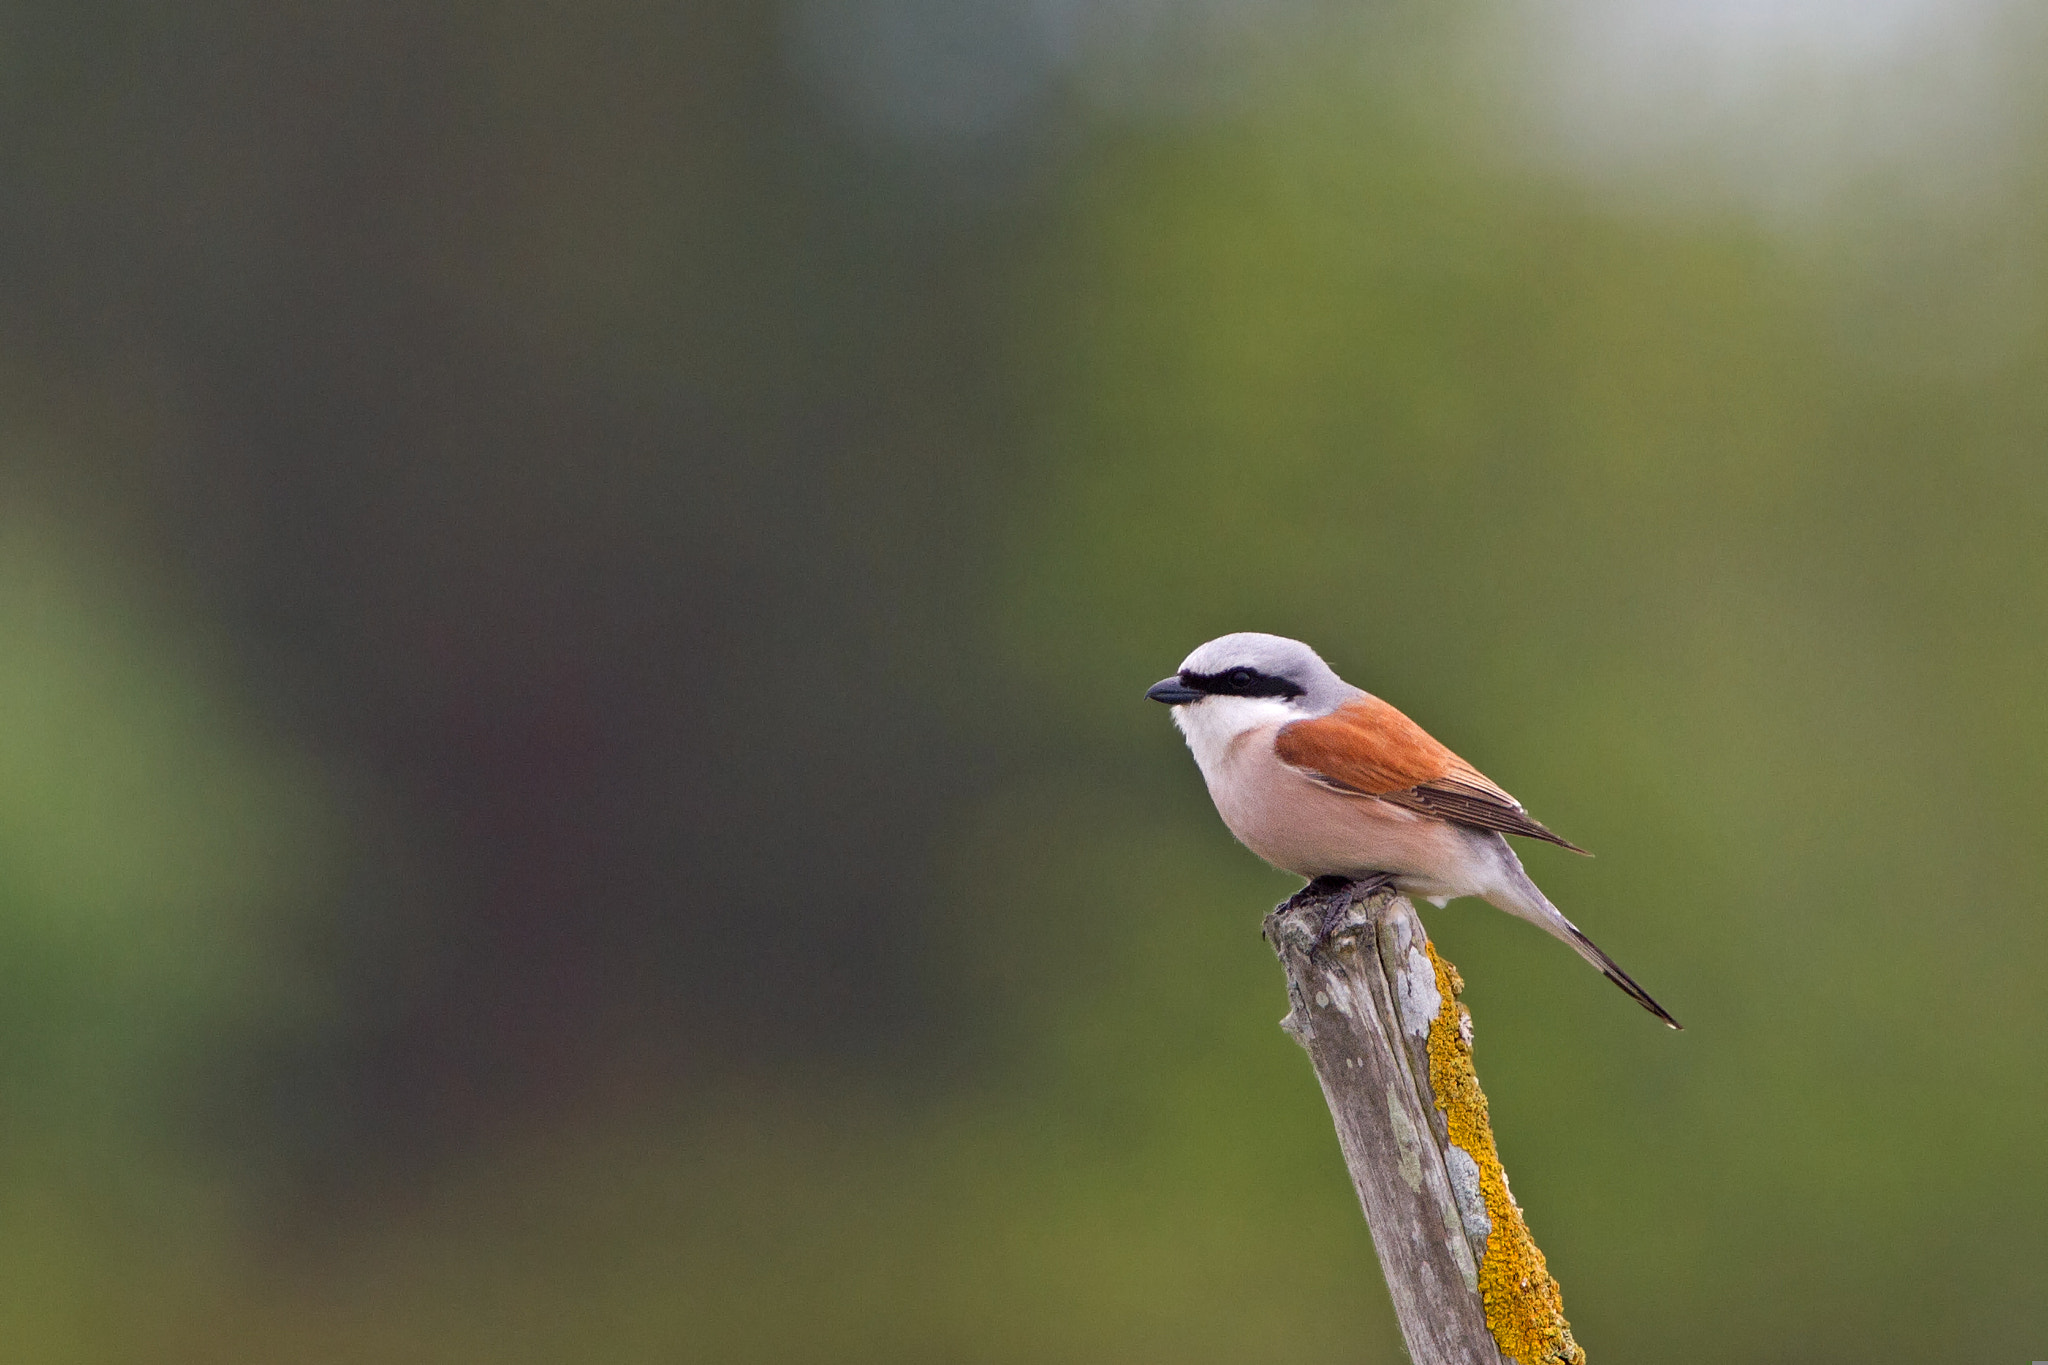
left=1378, top=769, right=1589, bottom=854
left=1271, top=696, right=1457, bottom=793
left=1274, top=698, right=1589, bottom=854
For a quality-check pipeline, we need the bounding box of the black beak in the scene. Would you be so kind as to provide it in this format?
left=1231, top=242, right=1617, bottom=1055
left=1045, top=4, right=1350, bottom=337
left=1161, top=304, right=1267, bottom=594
left=1146, top=676, right=1204, bottom=705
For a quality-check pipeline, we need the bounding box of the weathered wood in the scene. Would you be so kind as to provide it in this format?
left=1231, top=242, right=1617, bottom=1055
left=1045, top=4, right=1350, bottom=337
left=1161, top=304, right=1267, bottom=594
left=1264, top=879, right=1584, bottom=1365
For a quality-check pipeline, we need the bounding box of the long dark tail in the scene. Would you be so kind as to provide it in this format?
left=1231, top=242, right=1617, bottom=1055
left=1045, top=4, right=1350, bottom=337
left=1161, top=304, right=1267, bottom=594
left=1488, top=840, right=1683, bottom=1029
left=1559, top=922, right=1683, bottom=1030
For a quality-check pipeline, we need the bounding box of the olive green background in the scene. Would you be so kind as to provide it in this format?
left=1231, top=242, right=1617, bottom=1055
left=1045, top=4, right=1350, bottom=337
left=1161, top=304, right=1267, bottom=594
left=0, top=2, right=2040, bottom=1361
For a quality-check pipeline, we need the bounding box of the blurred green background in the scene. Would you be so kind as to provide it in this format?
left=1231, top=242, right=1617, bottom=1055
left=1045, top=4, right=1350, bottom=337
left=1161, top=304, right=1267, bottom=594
left=0, top=0, right=2042, bottom=1360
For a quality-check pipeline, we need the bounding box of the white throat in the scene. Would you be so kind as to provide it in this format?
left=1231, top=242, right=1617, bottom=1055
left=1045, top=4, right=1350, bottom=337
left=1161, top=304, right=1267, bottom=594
left=1171, top=695, right=1303, bottom=778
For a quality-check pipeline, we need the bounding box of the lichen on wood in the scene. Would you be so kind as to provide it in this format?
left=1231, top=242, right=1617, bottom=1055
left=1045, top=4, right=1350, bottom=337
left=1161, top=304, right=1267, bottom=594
left=1267, top=884, right=1591, bottom=1365
left=1422, top=942, right=1585, bottom=1365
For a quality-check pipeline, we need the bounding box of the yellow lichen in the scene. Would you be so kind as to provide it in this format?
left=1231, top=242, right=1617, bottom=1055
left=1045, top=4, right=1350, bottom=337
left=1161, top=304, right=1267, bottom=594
left=1423, top=942, right=1586, bottom=1365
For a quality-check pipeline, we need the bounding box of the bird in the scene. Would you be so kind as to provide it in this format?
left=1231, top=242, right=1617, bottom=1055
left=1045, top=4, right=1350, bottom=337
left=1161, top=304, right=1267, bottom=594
left=1147, top=632, right=1679, bottom=1028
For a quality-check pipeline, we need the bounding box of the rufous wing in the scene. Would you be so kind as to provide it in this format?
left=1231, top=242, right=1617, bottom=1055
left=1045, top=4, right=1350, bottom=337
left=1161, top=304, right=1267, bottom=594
left=1273, top=696, right=1588, bottom=854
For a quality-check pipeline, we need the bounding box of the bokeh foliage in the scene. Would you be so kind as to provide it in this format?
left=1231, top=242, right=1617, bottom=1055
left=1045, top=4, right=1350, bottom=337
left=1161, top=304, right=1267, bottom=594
left=0, top=1, right=2042, bottom=1361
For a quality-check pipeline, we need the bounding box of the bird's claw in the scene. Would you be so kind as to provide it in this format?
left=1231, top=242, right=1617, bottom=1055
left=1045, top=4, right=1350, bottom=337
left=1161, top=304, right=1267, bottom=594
left=1271, top=872, right=1397, bottom=954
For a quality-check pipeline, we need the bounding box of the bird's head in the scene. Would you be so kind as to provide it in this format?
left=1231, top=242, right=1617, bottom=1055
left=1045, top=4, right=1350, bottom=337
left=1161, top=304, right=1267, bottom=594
left=1146, top=633, right=1353, bottom=743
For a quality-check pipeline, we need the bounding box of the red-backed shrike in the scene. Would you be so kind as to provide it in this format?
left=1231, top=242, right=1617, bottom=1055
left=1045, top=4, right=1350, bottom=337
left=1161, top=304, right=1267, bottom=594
left=1148, top=632, right=1678, bottom=1028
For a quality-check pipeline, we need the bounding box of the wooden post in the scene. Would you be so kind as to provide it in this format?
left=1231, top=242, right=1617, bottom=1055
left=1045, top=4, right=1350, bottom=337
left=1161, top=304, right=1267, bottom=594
left=1264, top=878, right=1586, bottom=1365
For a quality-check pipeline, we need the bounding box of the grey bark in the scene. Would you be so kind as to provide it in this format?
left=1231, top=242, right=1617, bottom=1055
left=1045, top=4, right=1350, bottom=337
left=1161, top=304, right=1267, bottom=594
left=1264, top=879, right=1507, bottom=1365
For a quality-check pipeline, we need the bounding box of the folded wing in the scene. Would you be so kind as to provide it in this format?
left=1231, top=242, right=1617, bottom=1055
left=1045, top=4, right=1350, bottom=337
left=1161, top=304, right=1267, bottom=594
left=1273, top=696, right=1587, bottom=854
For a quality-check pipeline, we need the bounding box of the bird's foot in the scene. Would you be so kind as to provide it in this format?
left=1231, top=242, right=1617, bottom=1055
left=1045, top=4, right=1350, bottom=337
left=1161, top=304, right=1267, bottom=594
left=1269, top=872, right=1398, bottom=955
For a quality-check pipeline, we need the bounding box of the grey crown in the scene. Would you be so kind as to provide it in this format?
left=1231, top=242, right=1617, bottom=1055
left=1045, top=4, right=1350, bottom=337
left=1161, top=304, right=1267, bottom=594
left=1177, top=632, right=1361, bottom=718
